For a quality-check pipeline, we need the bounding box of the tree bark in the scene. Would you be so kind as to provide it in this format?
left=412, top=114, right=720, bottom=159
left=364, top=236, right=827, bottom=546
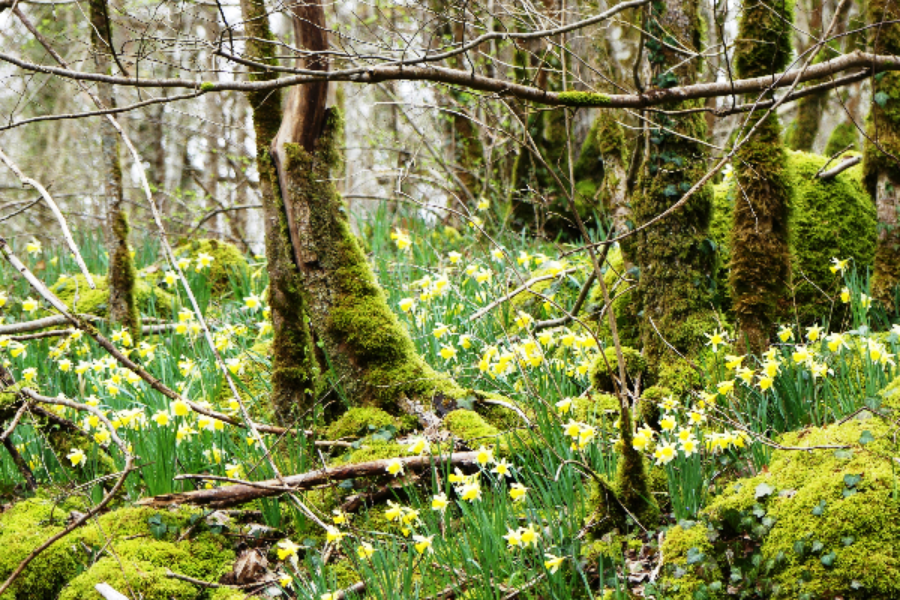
left=89, top=0, right=139, bottom=341
left=627, top=0, right=718, bottom=365
left=238, top=0, right=320, bottom=423
left=865, top=0, right=900, bottom=309
left=730, top=0, right=794, bottom=353
left=268, top=0, right=470, bottom=416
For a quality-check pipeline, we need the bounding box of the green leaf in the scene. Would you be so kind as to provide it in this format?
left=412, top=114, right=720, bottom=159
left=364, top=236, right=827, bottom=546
left=755, top=482, right=774, bottom=499
left=821, top=551, right=837, bottom=568
left=812, top=500, right=827, bottom=516
left=844, top=474, right=862, bottom=487
left=811, top=540, right=824, bottom=554
left=841, top=536, right=855, bottom=546
left=875, top=91, right=890, bottom=107
left=859, top=430, right=875, bottom=445
left=686, top=547, right=705, bottom=565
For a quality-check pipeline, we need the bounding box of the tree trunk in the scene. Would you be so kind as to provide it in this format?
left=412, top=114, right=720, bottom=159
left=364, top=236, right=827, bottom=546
left=730, top=0, right=793, bottom=353
left=627, top=0, right=718, bottom=365
left=238, top=0, right=320, bottom=423
left=864, top=0, right=900, bottom=309
left=266, top=0, right=469, bottom=417
left=89, top=0, right=139, bottom=341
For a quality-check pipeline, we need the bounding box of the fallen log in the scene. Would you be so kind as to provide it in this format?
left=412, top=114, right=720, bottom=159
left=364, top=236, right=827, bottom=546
left=138, top=451, right=479, bottom=509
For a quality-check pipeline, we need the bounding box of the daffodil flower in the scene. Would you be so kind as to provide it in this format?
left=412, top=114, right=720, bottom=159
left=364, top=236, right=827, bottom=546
left=544, top=554, right=565, bottom=574
left=276, top=538, right=300, bottom=561
left=67, top=447, right=86, bottom=467
left=413, top=534, right=434, bottom=554
left=431, top=493, right=450, bottom=512
left=386, top=458, right=404, bottom=477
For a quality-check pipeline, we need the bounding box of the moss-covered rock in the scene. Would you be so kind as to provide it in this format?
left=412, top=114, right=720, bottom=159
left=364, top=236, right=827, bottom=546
left=589, top=346, right=648, bottom=392
left=444, top=409, right=500, bottom=443
left=175, top=239, right=249, bottom=294
left=0, top=500, right=233, bottom=600
left=712, top=151, right=876, bottom=324
left=661, top=416, right=900, bottom=599
left=50, top=273, right=175, bottom=319
left=825, top=121, right=860, bottom=156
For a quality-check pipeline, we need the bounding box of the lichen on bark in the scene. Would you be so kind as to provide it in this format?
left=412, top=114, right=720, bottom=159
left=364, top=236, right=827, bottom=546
left=730, top=0, right=793, bottom=352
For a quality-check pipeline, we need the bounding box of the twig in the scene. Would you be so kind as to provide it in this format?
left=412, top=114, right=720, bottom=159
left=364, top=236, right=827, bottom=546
left=0, top=147, right=94, bottom=288
left=817, top=155, right=861, bottom=179
left=0, top=314, right=100, bottom=335
left=815, top=143, right=854, bottom=177
left=470, top=268, right=577, bottom=321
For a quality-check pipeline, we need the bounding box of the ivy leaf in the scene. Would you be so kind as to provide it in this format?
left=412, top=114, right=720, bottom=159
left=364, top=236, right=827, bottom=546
left=844, top=474, right=862, bottom=488
left=821, top=551, right=837, bottom=568
left=147, top=514, right=168, bottom=540
left=812, top=500, right=827, bottom=516
left=841, top=536, right=855, bottom=546
left=811, top=540, right=824, bottom=554
left=859, top=430, right=875, bottom=445
left=755, top=482, right=774, bottom=499
left=686, top=547, right=706, bottom=565
left=875, top=91, right=890, bottom=107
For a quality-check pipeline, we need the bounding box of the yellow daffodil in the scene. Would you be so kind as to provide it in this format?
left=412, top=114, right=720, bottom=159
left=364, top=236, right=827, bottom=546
left=777, top=326, right=793, bottom=342
left=544, top=553, right=565, bottom=574
left=276, top=538, right=300, bottom=560
left=654, top=441, right=677, bottom=465
left=840, top=287, right=850, bottom=303
left=386, top=458, right=404, bottom=477
left=509, top=483, right=528, bottom=502
left=830, top=257, right=849, bottom=275
left=431, top=493, right=450, bottom=512
left=705, top=329, right=728, bottom=352
left=195, top=252, right=214, bottom=271
left=67, top=447, right=86, bottom=467
left=357, top=542, right=375, bottom=559
left=407, top=436, right=429, bottom=455
left=22, top=297, right=38, bottom=313
left=413, top=534, right=434, bottom=554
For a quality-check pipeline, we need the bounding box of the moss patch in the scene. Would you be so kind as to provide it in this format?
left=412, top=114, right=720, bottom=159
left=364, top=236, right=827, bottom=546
left=325, top=407, right=397, bottom=440
left=661, top=416, right=900, bottom=599
left=51, top=273, right=175, bottom=320
left=589, top=346, right=648, bottom=392
left=444, top=409, right=501, bottom=443
left=174, top=239, right=249, bottom=295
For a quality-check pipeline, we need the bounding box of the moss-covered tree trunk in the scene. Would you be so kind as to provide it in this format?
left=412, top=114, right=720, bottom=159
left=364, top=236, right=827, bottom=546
left=730, top=0, right=793, bottom=353
left=626, top=0, right=717, bottom=365
left=269, top=0, right=468, bottom=414
left=864, top=0, right=900, bottom=308
left=89, top=0, right=139, bottom=341
left=238, top=0, right=320, bottom=423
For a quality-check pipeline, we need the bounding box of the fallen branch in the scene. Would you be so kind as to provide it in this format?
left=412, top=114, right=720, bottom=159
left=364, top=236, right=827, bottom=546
left=0, top=314, right=100, bottom=335
left=817, top=155, right=861, bottom=179
left=9, top=322, right=178, bottom=341
left=138, top=452, right=479, bottom=509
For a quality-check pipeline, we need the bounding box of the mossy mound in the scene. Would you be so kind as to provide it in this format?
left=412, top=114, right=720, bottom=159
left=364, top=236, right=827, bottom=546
left=174, top=239, right=249, bottom=294
left=325, top=407, right=397, bottom=440
left=444, top=409, right=500, bottom=443
left=661, top=415, right=900, bottom=599
left=59, top=533, right=232, bottom=600
left=712, top=151, right=876, bottom=324
left=589, top=346, right=648, bottom=392
left=50, top=273, right=175, bottom=319
left=0, top=499, right=233, bottom=600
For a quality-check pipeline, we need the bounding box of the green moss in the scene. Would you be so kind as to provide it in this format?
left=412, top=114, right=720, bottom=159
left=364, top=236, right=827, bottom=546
left=338, top=438, right=405, bottom=464
left=0, top=501, right=231, bottom=600
left=443, top=409, right=500, bottom=443
left=663, top=417, right=900, bottom=599
left=59, top=533, right=233, bottom=600
left=199, top=81, right=215, bottom=92
left=174, top=239, right=249, bottom=295
left=825, top=121, right=860, bottom=155
left=714, top=151, right=876, bottom=324
left=660, top=522, right=722, bottom=600
left=325, top=407, right=397, bottom=439
left=557, top=91, right=611, bottom=106
left=510, top=257, right=591, bottom=317
left=589, top=346, right=648, bottom=392
left=51, top=273, right=175, bottom=319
